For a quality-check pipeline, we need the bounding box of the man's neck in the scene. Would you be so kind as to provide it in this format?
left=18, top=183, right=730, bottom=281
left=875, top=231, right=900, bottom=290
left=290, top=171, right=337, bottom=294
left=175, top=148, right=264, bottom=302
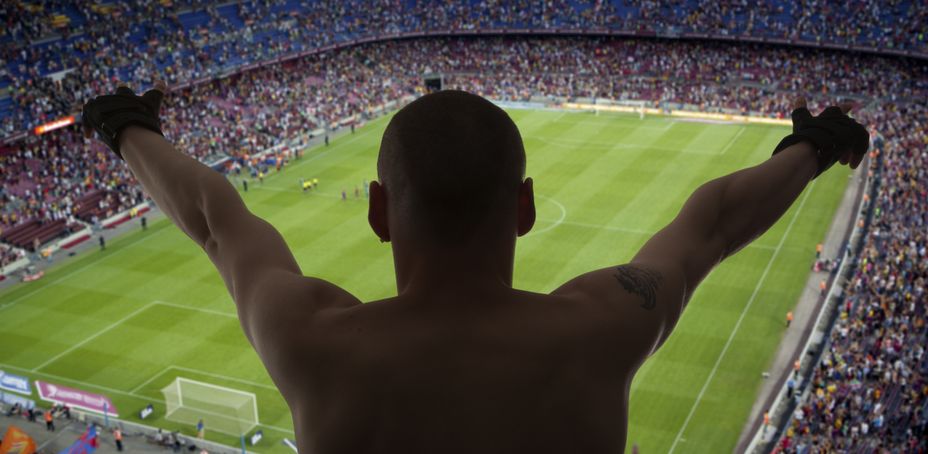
left=392, top=240, right=516, bottom=298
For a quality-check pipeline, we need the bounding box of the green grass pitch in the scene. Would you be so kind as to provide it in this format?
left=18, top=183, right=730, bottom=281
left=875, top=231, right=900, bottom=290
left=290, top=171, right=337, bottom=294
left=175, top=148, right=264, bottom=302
left=0, top=110, right=849, bottom=452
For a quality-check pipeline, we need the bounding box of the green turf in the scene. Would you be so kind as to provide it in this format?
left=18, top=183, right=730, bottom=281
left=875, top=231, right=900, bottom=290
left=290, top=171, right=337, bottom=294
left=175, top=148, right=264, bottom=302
left=0, top=110, right=849, bottom=452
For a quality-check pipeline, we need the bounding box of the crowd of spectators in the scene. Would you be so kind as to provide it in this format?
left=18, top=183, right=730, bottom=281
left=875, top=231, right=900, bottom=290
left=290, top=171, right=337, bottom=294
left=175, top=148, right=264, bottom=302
left=0, top=126, right=142, bottom=237
left=0, top=0, right=925, bottom=448
left=2, top=0, right=926, bottom=135
left=0, top=4, right=926, bottom=450
left=775, top=103, right=927, bottom=453
left=1, top=35, right=924, bottom=251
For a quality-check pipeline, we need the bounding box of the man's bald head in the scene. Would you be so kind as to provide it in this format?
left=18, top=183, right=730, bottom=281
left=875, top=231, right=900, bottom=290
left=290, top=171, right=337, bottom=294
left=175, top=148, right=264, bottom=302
left=376, top=90, right=527, bottom=244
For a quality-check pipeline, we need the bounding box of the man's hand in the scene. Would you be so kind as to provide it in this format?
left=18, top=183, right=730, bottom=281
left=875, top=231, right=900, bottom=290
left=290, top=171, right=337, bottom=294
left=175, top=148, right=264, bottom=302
left=82, top=81, right=168, bottom=159
left=773, top=97, right=869, bottom=178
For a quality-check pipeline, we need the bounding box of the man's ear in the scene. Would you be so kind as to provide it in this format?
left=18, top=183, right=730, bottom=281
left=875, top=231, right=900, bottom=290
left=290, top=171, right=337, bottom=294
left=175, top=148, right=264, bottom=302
left=517, top=177, right=535, bottom=237
left=368, top=180, right=390, bottom=242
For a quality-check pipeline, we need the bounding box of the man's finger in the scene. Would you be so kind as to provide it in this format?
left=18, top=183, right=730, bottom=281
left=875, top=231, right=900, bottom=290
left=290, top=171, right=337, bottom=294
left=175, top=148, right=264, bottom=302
left=821, top=106, right=844, bottom=117
left=141, top=86, right=165, bottom=109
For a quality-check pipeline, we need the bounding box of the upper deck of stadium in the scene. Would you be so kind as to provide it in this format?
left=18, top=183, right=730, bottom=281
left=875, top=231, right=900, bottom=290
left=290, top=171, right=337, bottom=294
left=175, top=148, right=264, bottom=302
left=1, top=0, right=926, bottom=135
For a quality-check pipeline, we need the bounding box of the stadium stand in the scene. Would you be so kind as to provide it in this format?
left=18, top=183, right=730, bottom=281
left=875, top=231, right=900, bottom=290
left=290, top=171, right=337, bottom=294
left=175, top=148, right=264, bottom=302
left=0, top=3, right=925, bottom=451
left=1, top=0, right=926, bottom=134
left=771, top=104, right=927, bottom=453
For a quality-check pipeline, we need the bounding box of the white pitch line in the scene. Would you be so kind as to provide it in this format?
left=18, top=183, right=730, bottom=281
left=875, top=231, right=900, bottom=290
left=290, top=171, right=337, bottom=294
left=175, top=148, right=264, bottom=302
left=532, top=217, right=776, bottom=251
left=32, top=301, right=157, bottom=372
left=130, top=365, right=173, bottom=394
left=1, top=361, right=134, bottom=399
left=525, top=194, right=567, bottom=236
left=0, top=229, right=165, bottom=312
left=170, top=365, right=279, bottom=392
left=720, top=126, right=748, bottom=155
left=667, top=180, right=816, bottom=453
left=154, top=300, right=237, bottom=318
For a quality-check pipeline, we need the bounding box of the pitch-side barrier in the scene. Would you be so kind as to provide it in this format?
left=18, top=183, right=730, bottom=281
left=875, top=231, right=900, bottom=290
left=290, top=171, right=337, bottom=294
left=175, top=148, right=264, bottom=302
left=76, top=410, right=258, bottom=454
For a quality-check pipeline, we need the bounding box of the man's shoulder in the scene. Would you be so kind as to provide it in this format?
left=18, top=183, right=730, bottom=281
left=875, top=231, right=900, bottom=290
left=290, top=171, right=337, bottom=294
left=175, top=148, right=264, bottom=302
left=552, top=262, right=685, bottom=311
left=549, top=261, right=688, bottom=358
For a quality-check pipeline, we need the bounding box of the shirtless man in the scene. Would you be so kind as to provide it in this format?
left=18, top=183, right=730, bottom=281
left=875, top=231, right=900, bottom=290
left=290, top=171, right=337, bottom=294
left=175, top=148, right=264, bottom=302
left=83, top=86, right=868, bottom=453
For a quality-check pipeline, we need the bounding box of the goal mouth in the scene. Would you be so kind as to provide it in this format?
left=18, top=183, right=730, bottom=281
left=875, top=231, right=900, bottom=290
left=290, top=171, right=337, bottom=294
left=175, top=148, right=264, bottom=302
left=161, top=377, right=259, bottom=436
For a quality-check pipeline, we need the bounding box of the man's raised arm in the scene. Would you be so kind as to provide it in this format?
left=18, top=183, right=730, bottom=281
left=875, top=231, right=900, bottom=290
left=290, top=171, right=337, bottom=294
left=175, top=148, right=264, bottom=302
left=554, top=99, right=869, bottom=358
left=82, top=83, right=358, bottom=396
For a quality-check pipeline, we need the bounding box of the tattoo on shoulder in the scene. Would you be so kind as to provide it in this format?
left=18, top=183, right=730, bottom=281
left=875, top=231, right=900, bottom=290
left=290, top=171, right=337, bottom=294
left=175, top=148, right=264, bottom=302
left=612, top=266, right=662, bottom=311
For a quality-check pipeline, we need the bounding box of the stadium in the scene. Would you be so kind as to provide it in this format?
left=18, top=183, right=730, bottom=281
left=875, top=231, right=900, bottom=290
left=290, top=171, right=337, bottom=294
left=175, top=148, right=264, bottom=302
left=0, top=1, right=925, bottom=453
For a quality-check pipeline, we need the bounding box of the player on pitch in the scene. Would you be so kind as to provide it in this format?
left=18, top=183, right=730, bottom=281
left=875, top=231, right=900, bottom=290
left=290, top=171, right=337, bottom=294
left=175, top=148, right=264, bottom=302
left=83, top=85, right=868, bottom=453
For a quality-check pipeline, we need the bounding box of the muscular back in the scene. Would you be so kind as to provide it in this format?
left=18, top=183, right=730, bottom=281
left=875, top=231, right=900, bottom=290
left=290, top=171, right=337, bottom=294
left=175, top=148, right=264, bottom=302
left=278, top=268, right=683, bottom=454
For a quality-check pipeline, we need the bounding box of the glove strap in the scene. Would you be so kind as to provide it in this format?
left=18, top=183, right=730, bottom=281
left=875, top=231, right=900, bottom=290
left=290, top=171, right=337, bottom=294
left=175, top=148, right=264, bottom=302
left=82, top=96, right=164, bottom=160
left=772, top=131, right=839, bottom=179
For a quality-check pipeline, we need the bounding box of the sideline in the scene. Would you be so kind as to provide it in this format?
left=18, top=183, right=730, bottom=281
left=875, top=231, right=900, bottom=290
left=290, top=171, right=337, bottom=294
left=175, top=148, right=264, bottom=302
left=0, top=227, right=166, bottom=312
left=736, top=168, right=868, bottom=451
left=32, top=302, right=157, bottom=372
left=668, top=181, right=816, bottom=453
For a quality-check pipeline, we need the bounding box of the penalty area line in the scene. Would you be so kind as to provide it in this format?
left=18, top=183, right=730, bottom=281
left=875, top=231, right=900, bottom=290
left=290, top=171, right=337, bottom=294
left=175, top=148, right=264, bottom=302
left=130, top=365, right=173, bottom=394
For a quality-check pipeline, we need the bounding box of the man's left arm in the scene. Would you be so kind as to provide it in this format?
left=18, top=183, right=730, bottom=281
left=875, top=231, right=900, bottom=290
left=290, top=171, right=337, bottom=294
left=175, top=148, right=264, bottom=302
left=84, top=84, right=359, bottom=398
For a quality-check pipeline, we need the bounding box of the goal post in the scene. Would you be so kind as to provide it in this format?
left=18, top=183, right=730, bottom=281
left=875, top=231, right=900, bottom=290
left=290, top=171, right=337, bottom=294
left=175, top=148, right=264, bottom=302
left=161, top=377, right=258, bottom=436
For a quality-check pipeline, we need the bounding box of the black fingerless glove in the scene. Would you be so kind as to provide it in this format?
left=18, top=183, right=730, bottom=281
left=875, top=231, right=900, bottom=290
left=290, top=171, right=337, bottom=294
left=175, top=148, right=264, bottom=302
left=773, top=105, right=869, bottom=179
left=82, top=85, right=165, bottom=159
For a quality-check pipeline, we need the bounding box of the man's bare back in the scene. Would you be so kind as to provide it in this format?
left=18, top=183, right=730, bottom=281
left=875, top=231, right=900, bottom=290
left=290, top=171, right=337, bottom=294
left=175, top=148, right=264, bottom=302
left=86, top=84, right=867, bottom=453
left=290, top=281, right=670, bottom=453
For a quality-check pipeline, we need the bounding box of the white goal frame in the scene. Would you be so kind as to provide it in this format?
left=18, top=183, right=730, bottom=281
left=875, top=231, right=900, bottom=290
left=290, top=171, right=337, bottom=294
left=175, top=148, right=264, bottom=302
left=162, top=377, right=259, bottom=436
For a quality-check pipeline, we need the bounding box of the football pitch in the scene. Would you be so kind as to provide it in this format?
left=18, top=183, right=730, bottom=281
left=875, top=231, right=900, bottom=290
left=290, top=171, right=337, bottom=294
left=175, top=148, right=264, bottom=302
left=0, top=109, right=849, bottom=453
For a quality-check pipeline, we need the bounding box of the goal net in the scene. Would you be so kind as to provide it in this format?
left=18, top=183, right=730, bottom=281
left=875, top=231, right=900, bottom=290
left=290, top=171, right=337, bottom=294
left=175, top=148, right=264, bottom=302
left=161, top=377, right=258, bottom=436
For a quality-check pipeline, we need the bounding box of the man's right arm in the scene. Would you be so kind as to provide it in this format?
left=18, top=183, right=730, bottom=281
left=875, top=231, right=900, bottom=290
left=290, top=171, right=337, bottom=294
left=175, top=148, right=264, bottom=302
left=553, top=101, right=866, bottom=359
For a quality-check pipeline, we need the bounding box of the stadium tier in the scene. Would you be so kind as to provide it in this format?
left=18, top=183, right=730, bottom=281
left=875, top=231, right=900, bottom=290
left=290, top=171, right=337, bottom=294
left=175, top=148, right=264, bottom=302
left=0, top=2, right=926, bottom=453
left=1, top=0, right=927, bottom=134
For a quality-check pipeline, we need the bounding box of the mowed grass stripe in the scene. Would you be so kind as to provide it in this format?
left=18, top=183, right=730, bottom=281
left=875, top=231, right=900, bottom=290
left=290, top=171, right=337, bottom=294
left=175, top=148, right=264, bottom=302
left=0, top=111, right=848, bottom=453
